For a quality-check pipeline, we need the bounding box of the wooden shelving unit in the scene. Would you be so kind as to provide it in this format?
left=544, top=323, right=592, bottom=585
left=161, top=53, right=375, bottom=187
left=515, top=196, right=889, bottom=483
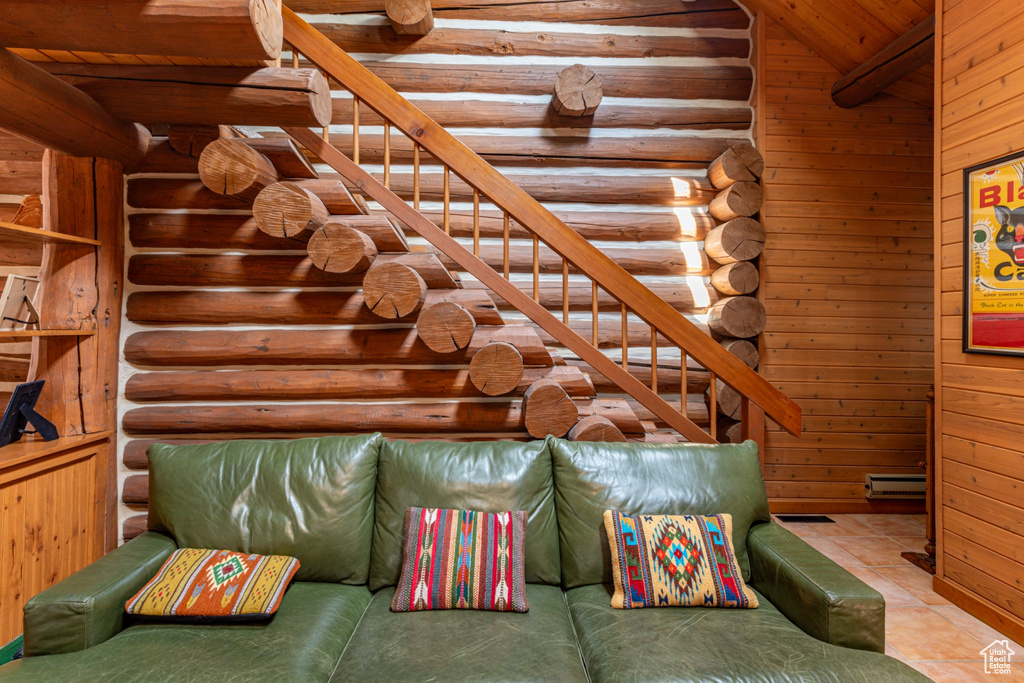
left=0, top=431, right=113, bottom=474
left=0, top=221, right=101, bottom=246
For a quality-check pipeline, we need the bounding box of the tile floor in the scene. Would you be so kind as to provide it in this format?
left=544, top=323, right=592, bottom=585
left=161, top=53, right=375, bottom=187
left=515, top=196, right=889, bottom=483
left=774, top=513, right=1023, bottom=681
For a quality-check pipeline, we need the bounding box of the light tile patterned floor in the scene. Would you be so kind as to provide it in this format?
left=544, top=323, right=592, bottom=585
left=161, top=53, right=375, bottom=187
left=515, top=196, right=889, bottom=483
left=774, top=514, right=1024, bottom=681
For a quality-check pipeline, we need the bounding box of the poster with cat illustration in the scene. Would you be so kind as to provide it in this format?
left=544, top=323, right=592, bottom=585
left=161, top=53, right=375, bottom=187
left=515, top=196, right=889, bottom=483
left=964, top=151, right=1024, bottom=355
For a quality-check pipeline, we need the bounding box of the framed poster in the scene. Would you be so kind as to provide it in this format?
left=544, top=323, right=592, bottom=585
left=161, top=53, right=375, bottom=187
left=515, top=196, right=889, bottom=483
left=964, top=151, right=1024, bottom=355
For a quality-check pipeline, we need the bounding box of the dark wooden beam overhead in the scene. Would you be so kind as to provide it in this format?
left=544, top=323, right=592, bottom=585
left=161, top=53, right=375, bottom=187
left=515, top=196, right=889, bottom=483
left=0, top=49, right=149, bottom=171
left=40, top=64, right=332, bottom=127
left=832, top=15, right=935, bottom=109
left=0, top=0, right=282, bottom=62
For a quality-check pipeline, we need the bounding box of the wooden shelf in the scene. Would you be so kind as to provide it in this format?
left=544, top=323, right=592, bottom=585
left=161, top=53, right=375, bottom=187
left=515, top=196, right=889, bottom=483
left=0, top=221, right=100, bottom=247
left=0, top=431, right=113, bottom=472
left=0, top=329, right=96, bottom=340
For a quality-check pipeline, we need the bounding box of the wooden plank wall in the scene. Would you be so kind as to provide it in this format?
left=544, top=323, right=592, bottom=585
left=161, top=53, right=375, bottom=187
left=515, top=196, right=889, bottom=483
left=934, top=0, right=1024, bottom=643
left=117, top=0, right=758, bottom=536
left=0, top=132, right=44, bottom=407
left=755, top=17, right=935, bottom=511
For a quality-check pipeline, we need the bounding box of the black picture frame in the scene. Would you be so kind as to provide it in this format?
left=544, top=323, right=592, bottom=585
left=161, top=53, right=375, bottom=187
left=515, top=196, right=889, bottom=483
left=0, top=380, right=58, bottom=447
left=962, top=150, right=1024, bottom=356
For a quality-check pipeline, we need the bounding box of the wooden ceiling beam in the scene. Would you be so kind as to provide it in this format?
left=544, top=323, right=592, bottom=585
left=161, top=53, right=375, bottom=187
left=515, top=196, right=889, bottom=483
left=40, top=64, right=332, bottom=127
left=832, top=15, right=935, bottom=108
left=0, top=0, right=282, bottom=62
left=0, top=49, right=149, bottom=172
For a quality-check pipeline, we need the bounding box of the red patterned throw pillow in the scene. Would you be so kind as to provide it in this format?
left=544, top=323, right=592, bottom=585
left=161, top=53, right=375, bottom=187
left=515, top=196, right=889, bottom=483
left=126, top=548, right=300, bottom=620
left=391, top=507, right=529, bottom=613
left=604, top=511, right=758, bottom=609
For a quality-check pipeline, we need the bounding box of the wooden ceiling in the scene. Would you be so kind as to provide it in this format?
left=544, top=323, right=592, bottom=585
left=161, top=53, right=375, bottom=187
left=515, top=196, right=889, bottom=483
left=739, top=0, right=935, bottom=107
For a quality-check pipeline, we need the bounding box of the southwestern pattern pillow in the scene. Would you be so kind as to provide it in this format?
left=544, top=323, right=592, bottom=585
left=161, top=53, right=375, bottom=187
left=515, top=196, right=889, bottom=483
left=604, top=511, right=758, bottom=609
left=391, top=507, right=529, bottom=613
left=126, top=548, right=300, bottom=619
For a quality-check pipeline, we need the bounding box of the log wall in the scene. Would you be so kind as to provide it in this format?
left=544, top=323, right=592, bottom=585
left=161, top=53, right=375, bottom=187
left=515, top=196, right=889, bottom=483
left=755, top=17, right=934, bottom=511
left=117, top=0, right=757, bottom=538
left=934, top=0, right=1024, bottom=644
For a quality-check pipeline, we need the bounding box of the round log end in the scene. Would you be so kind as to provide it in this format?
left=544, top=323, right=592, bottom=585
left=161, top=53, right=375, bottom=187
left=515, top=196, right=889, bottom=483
left=553, top=64, right=603, bottom=116
left=308, top=224, right=378, bottom=273
left=252, top=0, right=285, bottom=61
left=710, top=261, right=759, bottom=296
left=568, top=415, right=626, bottom=442
left=719, top=338, right=759, bottom=369
left=709, top=379, right=742, bottom=419
left=706, top=296, right=767, bottom=338
left=385, top=0, right=435, bottom=35
left=524, top=378, right=579, bottom=438
left=254, top=181, right=330, bottom=239
left=307, top=69, right=334, bottom=127
left=363, top=262, right=427, bottom=319
left=704, top=217, right=765, bottom=264
left=469, top=341, right=524, bottom=396
left=198, top=138, right=279, bottom=202
left=708, top=144, right=765, bottom=189
left=708, top=182, right=763, bottom=222
left=167, top=125, right=223, bottom=157
left=416, top=301, right=477, bottom=353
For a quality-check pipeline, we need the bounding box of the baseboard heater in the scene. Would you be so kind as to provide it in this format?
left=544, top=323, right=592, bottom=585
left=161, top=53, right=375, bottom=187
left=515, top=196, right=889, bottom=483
left=864, top=474, right=926, bottom=499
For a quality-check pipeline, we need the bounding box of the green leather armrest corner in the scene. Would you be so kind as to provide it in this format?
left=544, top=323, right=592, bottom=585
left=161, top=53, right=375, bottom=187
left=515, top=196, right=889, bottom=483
left=22, top=531, right=177, bottom=657
left=747, top=522, right=886, bottom=653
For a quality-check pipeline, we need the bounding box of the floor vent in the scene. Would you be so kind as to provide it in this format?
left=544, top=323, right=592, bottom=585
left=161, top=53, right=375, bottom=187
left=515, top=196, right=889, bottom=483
left=775, top=515, right=835, bottom=524
left=865, top=474, right=926, bottom=499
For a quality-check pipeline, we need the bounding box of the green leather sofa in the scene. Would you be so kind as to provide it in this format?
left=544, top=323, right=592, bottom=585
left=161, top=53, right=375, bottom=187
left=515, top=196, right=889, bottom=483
left=0, top=435, right=928, bottom=682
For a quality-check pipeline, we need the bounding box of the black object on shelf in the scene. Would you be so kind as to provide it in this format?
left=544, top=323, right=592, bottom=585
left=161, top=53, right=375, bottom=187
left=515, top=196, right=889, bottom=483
left=0, top=380, right=58, bottom=447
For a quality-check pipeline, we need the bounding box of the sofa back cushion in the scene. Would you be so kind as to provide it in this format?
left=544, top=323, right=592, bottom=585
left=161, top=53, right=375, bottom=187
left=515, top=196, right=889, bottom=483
left=147, top=435, right=382, bottom=584
left=369, top=439, right=561, bottom=591
left=550, top=438, right=770, bottom=588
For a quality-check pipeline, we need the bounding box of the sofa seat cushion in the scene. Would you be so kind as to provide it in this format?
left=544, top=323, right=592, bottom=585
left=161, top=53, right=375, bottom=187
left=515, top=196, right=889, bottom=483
left=332, top=584, right=588, bottom=682
left=0, top=583, right=371, bottom=683
left=565, top=583, right=930, bottom=683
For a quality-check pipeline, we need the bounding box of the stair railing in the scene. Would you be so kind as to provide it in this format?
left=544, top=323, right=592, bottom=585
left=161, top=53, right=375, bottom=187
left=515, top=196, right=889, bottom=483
left=280, top=6, right=801, bottom=445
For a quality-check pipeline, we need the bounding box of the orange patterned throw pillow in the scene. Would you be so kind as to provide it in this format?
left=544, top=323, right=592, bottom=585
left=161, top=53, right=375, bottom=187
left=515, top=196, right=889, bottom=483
left=126, top=548, right=300, bottom=620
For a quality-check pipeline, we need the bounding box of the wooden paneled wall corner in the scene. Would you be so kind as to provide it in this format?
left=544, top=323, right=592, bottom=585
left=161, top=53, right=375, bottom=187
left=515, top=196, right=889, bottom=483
left=933, top=0, right=1024, bottom=644
left=757, top=17, right=933, bottom=512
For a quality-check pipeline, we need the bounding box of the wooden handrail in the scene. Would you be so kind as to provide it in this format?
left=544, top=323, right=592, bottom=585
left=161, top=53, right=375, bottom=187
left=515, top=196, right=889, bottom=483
left=282, top=6, right=800, bottom=436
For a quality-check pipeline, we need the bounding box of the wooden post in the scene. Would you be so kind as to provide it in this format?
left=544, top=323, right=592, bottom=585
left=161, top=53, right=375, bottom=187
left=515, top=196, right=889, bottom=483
left=385, top=0, right=435, bottom=35
left=0, top=49, right=149, bottom=172
left=568, top=415, right=626, bottom=442
left=362, top=262, right=426, bottom=318
left=740, top=397, right=766, bottom=465
left=253, top=181, right=329, bottom=240
left=307, top=224, right=377, bottom=273
left=416, top=301, right=477, bottom=353
left=708, top=143, right=764, bottom=189
left=469, top=340, right=524, bottom=396
left=552, top=64, right=603, bottom=116
left=523, top=378, right=578, bottom=438
left=198, top=138, right=280, bottom=203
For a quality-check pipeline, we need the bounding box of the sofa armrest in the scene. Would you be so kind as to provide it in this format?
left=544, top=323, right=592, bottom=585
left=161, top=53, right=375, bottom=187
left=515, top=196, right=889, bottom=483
left=747, top=522, right=885, bottom=653
left=23, top=531, right=177, bottom=656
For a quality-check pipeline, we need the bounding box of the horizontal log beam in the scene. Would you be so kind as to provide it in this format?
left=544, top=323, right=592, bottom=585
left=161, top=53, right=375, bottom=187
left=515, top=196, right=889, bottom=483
left=465, top=281, right=719, bottom=313
left=431, top=243, right=715, bottom=277
left=0, top=49, right=149, bottom=171
left=125, top=289, right=502, bottom=326
left=331, top=98, right=751, bottom=130
left=349, top=62, right=752, bottom=100
left=568, top=360, right=711, bottom=394
left=141, top=136, right=317, bottom=178
left=126, top=253, right=457, bottom=288
left=0, top=0, right=283, bottom=61
left=42, top=64, right=331, bottom=127
left=127, top=178, right=360, bottom=213
left=125, top=366, right=594, bottom=402
left=124, top=326, right=554, bottom=367
left=832, top=15, right=935, bottom=109
left=317, top=23, right=747, bottom=59
left=122, top=398, right=643, bottom=435
left=289, top=0, right=747, bottom=27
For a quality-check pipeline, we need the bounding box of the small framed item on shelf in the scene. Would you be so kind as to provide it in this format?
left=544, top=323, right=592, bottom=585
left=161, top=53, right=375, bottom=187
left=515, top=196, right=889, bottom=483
left=0, top=380, right=58, bottom=447
left=0, top=275, right=40, bottom=331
